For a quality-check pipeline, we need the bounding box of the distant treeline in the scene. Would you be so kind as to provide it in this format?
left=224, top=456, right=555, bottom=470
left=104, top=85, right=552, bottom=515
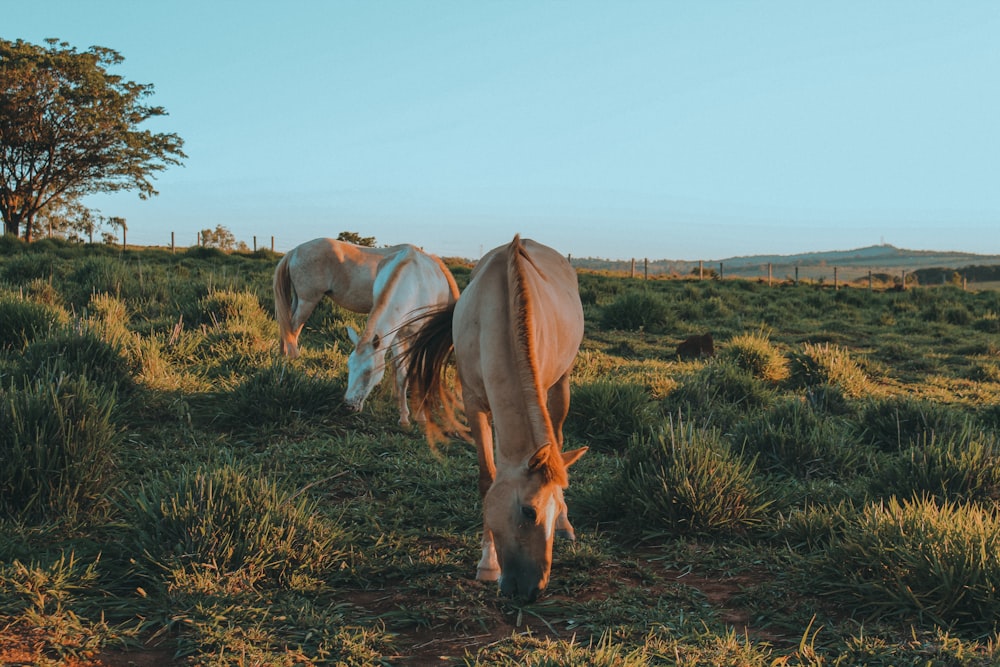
left=912, top=265, right=1000, bottom=285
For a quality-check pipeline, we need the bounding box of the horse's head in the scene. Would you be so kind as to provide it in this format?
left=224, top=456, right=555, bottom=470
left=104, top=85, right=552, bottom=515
left=344, top=326, right=388, bottom=413
left=483, top=444, right=587, bottom=602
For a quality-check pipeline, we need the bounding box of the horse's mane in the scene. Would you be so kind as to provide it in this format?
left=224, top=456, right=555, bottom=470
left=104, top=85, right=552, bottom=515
left=506, top=235, right=568, bottom=487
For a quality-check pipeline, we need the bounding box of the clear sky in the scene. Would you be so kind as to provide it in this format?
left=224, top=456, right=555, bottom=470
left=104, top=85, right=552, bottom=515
left=6, top=1, right=1000, bottom=260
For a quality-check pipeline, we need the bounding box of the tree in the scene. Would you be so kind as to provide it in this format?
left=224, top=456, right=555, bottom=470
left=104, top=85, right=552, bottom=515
left=200, top=224, right=237, bottom=251
left=337, top=231, right=376, bottom=247
left=0, top=38, right=185, bottom=241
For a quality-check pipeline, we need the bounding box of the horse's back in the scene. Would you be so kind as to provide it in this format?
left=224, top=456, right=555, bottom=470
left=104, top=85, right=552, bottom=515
left=287, top=238, right=396, bottom=313
left=455, top=237, right=582, bottom=391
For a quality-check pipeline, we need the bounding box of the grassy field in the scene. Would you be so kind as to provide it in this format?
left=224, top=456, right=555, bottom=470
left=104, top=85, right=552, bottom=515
left=2, top=237, right=1000, bottom=666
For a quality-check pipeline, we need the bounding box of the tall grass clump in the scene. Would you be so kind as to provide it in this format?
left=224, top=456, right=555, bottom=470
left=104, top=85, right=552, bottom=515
left=16, top=329, right=136, bottom=396
left=718, top=330, right=788, bottom=382
left=566, top=380, right=657, bottom=451
left=856, top=396, right=974, bottom=451
left=598, top=290, right=670, bottom=332
left=824, top=496, right=1000, bottom=634
left=123, top=460, right=351, bottom=591
left=193, top=289, right=277, bottom=378
left=0, top=295, right=70, bottom=351
left=871, top=429, right=1000, bottom=504
left=207, top=362, right=349, bottom=430
left=598, top=418, right=768, bottom=536
left=732, top=399, right=867, bottom=479
left=662, top=360, right=777, bottom=430
left=788, top=342, right=873, bottom=398
left=0, top=376, right=120, bottom=521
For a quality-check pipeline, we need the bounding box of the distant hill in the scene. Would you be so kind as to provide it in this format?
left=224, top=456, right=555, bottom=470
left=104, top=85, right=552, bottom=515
left=569, top=244, right=1000, bottom=282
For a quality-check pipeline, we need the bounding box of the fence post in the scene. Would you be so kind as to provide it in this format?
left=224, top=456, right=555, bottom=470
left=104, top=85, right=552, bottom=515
left=630, top=258, right=636, bottom=279
left=834, top=267, right=838, bottom=291
left=901, top=270, right=907, bottom=290
left=699, top=260, right=704, bottom=280
left=644, top=258, right=648, bottom=280
left=171, top=231, right=175, bottom=254
left=794, top=266, right=799, bottom=285
left=719, top=262, right=724, bottom=280
left=271, top=236, right=275, bottom=252
left=253, top=235, right=257, bottom=252
left=768, top=263, right=772, bottom=287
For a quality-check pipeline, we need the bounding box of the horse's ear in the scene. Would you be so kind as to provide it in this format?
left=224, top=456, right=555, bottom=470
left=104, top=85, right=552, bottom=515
left=347, top=326, right=359, bottom=345
left=372, top=333, right=381, bottom=350
left=561, top=447, right=587, bottom=469
left=527, top=445, right=551, bottom=472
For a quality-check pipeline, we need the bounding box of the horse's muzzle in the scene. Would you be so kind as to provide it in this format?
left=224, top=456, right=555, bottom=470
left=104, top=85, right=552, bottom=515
left=499, top=574, right=541, bottom=603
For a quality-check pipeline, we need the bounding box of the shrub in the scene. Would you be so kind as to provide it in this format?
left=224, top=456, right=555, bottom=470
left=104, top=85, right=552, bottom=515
left=0, top=376, right=120, bottom=521
left=871, top=429, right=1000, bottom=504
left=609, top=419, right=769, bottom=536
left=825, top=496, right=1000, bottom=633
left=732, top=399, right=867, bottom=479
left=598, top=291, right=670, bottom=332
left=788, top=342, right=873, bottom=398
left=718, top=331, right=788, bottom=382
left=0, top=296, right=69, bottom=351
left=122, top=460, right=351, bottom=590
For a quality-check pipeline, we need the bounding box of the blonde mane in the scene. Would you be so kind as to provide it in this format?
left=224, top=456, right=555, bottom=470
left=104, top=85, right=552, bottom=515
left=506, top=236, right=567, bottom=486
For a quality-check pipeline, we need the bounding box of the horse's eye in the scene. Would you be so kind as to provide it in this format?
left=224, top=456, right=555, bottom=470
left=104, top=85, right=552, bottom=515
left=521, top=506, right=537, bottom=522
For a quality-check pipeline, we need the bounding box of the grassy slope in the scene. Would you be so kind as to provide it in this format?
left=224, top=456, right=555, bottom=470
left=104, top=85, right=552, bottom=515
left=1, top=240, right=1000, bottom=666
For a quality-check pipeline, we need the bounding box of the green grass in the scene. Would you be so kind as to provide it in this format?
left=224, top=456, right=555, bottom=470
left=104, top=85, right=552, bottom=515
left=1, top=243, right=1000, bottom=665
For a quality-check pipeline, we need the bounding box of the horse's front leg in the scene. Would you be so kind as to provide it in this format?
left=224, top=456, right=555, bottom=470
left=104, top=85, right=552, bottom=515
left=468, top=406, right=499, bottom=581
left=547, top=372, right=577, bottom=540
left=391, top=343, right=412, bottom=427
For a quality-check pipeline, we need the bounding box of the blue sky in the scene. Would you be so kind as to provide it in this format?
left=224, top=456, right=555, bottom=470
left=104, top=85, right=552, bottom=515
left=7, top=2, right=1000, bottom=259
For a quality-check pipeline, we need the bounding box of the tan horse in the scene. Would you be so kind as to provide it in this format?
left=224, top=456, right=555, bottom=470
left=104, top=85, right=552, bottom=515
left=405, top=235, right=587, bottom=600
left=273, top=238, right=458, bottom=425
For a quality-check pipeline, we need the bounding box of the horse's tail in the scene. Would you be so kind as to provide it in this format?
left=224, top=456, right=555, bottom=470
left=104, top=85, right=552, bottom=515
left=272, top=252, right=296, bottom=356
left=400, top=302, right=468, bottom=446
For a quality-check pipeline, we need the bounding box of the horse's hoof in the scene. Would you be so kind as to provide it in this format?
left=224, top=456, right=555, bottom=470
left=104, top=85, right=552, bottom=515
left=476, top=567, right=500, bottom=582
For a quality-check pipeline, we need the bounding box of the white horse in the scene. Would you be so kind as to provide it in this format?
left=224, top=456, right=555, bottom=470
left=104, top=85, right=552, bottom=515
left=405, top=236, right=587, bottom=600
left=273, top=238, right=459, bottom=425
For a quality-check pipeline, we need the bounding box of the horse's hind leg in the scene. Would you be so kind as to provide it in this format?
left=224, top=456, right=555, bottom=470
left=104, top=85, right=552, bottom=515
left=285, top=297, right=321, bottom=359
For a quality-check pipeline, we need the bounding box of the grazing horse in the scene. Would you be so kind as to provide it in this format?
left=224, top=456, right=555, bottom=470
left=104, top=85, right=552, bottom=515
left=405, top=235, right=587, bottom=601
left=273, top=238, right=459, bottom=425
